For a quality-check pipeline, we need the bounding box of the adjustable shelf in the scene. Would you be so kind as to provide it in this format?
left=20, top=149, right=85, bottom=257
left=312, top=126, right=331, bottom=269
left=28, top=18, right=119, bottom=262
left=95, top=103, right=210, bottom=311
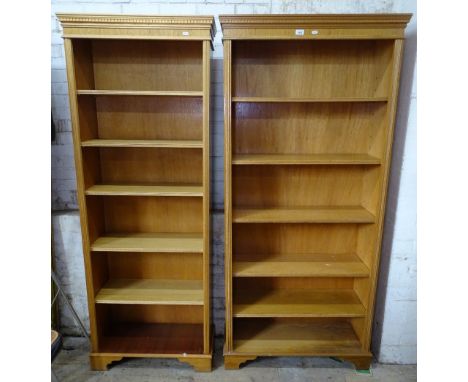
left=77, top=90, right=203, bottom=97
left=91, top=233, right=203, bottom=253
left=232, top=154, right=381, bottom=166
left=95, top=279, right=204, bottom=305
left=233, top=289, right=365, bottom=318
left=85, top=184, right=203, bottom=197
left=222, top=14, right=411, bottom=370
left=233, top=253, right=370, bottom=278
left=232, top=97, right=388, bottom=103
left=59, top=14, right=215, bottom=372
left=81, top=139, right=203, bottom=148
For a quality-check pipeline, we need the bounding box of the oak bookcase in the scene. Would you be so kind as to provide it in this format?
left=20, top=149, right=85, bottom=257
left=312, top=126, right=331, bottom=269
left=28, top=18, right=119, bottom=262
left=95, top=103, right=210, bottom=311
left=220, top=14, right=411, bottom=370
left=58, top=14, right=215, bottom=372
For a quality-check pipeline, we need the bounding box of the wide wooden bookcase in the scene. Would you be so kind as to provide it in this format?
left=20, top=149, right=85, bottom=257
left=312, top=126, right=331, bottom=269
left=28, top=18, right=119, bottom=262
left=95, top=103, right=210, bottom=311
left=221, top=14, right=411, bottom=369
left=58, top=14, right=215, bottom=372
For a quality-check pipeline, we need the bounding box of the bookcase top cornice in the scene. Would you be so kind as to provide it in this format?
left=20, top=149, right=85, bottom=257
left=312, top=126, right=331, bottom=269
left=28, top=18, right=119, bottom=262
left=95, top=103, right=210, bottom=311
left=220, top=14, right=412, bottom=40
left=57, top=13, right=216, bottom=43
left=220, top=14, right=412, bottom=27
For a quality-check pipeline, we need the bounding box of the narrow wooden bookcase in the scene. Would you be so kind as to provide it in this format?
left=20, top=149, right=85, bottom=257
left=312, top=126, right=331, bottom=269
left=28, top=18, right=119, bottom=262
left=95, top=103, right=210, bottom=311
left=58, top=14, right=215, bottom=372
left=220, top=14, right=411, bottom=370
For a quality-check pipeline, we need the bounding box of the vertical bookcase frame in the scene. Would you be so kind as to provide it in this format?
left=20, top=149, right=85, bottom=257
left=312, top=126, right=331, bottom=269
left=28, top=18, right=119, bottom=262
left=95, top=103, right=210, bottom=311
left=221, top=14, right=411, bottom=370
left=59, top=14, right=215, bottom=372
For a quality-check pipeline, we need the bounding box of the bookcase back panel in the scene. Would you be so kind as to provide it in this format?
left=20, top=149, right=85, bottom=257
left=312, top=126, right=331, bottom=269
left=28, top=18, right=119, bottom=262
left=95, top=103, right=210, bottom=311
left=233, top=165, right=370, bottom=208
left=88, top=148, right=202, bottom=184
left=93, top=252, right=203, bottom=280
left=233, top=102, right=386, bottom=155
left=235, top=317, right=358, bottom=325
left=234, top=252, right=363, bottom=265
left=87, top=196, right=202, bottom=234
left=233, top=40, right=394, bottom=98
left=77, top=96, right=203, bottom=141
left=233, top=224, right=358, bottom=255
left=102, top=305, right=204, bottom=324
left=74, top=39, right=203, bottom=91
left=234, top=277, right=353, bottom=290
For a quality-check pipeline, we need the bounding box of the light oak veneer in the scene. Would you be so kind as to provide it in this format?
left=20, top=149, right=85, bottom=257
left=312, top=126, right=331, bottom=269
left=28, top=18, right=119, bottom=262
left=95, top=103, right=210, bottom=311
left=221, top=14, right=411, bottom=370
left=58, top=13, right=215, bottom=372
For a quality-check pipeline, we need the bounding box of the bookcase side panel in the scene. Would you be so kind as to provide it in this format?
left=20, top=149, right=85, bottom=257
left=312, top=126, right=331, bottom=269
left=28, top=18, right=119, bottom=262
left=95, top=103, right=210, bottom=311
left=223, top=40, right=233, bottom=352
left=202, top=40, right=211, bottom=354
left=63, top=38, right=100, bottom=351
left=357, top=39, right=405, bottom=350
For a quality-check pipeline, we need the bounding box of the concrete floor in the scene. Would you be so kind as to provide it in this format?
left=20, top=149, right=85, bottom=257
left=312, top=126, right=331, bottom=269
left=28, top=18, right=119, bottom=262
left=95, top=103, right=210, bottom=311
left=53, top=338, right=416, bottom=382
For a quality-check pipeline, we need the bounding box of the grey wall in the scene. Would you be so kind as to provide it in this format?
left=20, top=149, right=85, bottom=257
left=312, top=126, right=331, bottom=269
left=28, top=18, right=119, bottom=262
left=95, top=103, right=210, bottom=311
left=51, top=0, right=417, bottom=364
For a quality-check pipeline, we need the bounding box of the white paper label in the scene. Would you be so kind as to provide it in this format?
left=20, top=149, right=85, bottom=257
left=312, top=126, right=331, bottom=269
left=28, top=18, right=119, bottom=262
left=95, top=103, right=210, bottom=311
left=295, top=29, right=305, bottom=36
left=311, top=30, right=319, bottom=35
left=182, top=31, right=189, bottom=36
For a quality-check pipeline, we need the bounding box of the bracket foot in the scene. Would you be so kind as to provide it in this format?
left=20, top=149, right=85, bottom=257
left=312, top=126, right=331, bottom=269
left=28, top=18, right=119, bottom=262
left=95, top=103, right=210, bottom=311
left=224, top=354, right=257, bottom=369
left=89, top=354, right=123, bottom=371
left=177, top=356, right=212, bottom=372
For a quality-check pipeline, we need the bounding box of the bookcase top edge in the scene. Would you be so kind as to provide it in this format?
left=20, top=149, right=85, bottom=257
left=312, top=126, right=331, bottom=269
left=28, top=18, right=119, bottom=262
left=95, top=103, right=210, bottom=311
left=219, top=14, right=411, bottom=40
left=56, top=13, right=215, bottom=26
left=219, top=14, right=412, bottom=27
left=56, top=13, right=216, bottom=43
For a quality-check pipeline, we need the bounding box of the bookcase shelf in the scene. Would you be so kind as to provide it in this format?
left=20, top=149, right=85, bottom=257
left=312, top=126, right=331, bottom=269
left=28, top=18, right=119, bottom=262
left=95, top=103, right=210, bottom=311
left=233, top=289, right=365, bottom=318
left=233, top=253, right=370, bottom=278
left=77, top=90, right=203, bottom=97
left=232, top=97, right=388, bottom=103
left=85, top=184, right=203, bottom=197
left=81, top=139, right=203, bottom=148
left=232, top=320, right=363, bottom=356
left=221, top=14, right=411, bottom=370
left=59, top=14, right=215, bottom=372
left=232, top=154, right=381, bottom=166
left=95, top=279, right=204, bottom=305
left=91, top=233, right=204, bottom=253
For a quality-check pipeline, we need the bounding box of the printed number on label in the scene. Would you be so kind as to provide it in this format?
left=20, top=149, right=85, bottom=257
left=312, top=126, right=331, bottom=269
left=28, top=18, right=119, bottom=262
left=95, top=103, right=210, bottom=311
left=295, top=29, right=305, bottom=36
left=182, top=31, right=190, bottom=36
